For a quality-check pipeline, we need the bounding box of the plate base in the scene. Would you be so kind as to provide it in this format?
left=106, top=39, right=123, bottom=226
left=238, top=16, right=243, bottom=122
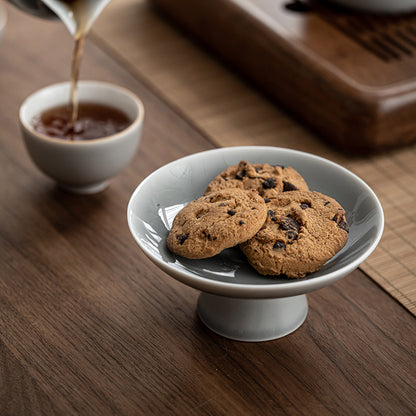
left=197, top=292, right=308, bottom=342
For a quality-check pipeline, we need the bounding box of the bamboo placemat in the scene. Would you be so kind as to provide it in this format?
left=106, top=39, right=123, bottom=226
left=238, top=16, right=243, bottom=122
left=92, top=0, right=416, bottom=315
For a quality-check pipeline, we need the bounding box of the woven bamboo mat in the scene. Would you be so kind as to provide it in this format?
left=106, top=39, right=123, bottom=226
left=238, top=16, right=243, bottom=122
left=92, top=0, right=416, bottom=315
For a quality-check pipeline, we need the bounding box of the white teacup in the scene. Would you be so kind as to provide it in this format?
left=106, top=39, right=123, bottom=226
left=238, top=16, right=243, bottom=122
left=19, top=81, right=144, bottom=194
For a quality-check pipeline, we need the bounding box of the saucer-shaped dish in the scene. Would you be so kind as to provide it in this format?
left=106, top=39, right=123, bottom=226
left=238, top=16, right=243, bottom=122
left=127, top=147, right=384, bottom=341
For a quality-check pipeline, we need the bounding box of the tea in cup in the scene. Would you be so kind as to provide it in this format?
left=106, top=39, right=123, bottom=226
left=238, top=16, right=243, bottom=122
left=19, top=81, right=144, bottom=193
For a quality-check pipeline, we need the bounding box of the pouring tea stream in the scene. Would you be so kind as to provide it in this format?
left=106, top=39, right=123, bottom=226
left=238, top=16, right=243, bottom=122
left=40, top=0, right=112, bottom=137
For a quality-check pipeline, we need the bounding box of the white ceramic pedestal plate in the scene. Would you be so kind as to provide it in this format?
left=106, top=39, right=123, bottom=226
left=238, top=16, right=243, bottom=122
left=127, top=147, right=384, bottom=342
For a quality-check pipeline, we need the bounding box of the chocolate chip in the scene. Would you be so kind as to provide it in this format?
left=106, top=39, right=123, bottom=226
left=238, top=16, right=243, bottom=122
left=286, top=230, right=298, bottom=243
left=273, top=241, right=286, bottom=250
left=202, top=231, right=215, bottom=241
left=228, top=209, right=236, bottom=216
left=239, top=220, right=244, bottom=225
left=236, top=170, right=246, bottom=180
left=324, top=201, right=330, bottom=206
left=264, top=198, right=271, bottom=203
left=262, top=178, right=277, bottom=189
left=338, top=219, right=349, bottom=233
left=300, top=203, right=310, bottom=210
left=268, top=210, right=277, bottom=221
left=177, top=234, right=189, bottom=245
left=332, top=214, right=349, bottom=232
left=283, top=181, right=298, bottom=192
left=279, top=216, right=301, bottom=232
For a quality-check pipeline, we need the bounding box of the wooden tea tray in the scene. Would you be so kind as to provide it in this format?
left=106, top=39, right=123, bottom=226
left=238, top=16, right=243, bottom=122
left=150, top=0, right=416, bottom=154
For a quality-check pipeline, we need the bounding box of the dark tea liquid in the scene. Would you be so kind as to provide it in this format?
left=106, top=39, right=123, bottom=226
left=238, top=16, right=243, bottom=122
left=33, top=103, right=132, bottom=141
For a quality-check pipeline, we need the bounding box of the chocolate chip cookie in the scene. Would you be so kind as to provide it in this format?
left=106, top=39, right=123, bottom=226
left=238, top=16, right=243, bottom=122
left=167, top=188, right=267, bottom=259
left=205, top=160, right=309, bottom=199
left=240, top=191, right=349, bottom=278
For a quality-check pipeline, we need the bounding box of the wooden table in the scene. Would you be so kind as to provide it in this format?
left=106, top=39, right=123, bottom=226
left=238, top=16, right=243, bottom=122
left=0, top=3, right=415, bottom=415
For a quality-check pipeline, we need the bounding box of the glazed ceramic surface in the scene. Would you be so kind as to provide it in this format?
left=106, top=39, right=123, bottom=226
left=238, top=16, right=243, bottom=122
left=19, top=81, right=144, bottom=193
left=128, top=147, right=384, bottom=299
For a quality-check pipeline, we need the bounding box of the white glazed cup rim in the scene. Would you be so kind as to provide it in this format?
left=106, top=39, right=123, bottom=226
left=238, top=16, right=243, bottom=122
left=19, top=81, right=145, bottom=146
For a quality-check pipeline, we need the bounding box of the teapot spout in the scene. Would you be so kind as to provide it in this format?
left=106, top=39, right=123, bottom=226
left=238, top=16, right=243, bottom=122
left=40, top=0, right=111, bottom=38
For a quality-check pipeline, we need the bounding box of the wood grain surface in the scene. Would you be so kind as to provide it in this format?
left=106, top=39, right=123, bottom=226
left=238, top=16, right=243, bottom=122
left=151, top=0, right=416, bottom=153
left=0, top=4, right=415, bottom=416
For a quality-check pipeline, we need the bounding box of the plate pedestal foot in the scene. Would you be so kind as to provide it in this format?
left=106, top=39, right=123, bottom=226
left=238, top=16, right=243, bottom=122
left=197, top=292, right=308, bottom=342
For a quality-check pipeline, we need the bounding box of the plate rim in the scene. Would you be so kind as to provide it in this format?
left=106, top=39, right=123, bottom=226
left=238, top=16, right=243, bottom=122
left=127, top=146, right=385, bottom=298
